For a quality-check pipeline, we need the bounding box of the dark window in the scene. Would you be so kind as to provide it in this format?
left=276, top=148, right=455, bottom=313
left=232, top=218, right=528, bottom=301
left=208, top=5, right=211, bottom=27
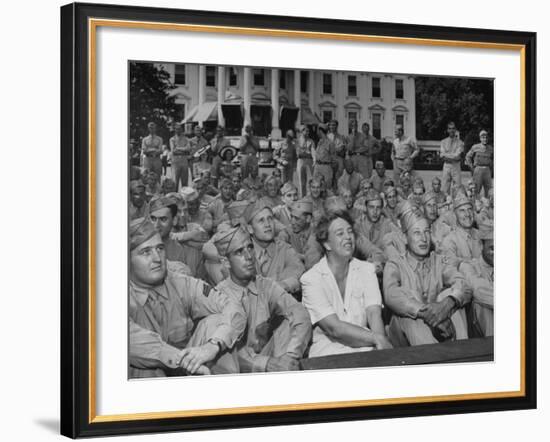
left=229, top=67, right=237, bottom=86
left=323, top=73, right=332, bottom=95
left=348, top=112, right=357, bottom=133
left=372, top=77, right=381, bottom=98
left=300, top=71, right=308, bottom=93
left=322, top=110, right=333, bottom=123
left=373, top=113, right=382, bottom=139
left=396, top=114, right=404, bottom=128
left=279, top=70, right=286, bottom=89
left=206, top=66, right=216, bottom=87
left=174, top=64, right=186, bottom=85
left=348, top=75, right=357, bottom=96
left=253, top=69, right=264, bottom=86
left=395, top=79, right=404, bottom=99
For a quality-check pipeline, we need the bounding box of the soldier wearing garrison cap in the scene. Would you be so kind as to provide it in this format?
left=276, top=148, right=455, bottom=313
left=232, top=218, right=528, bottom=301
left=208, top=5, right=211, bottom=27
left=272, top=182, right=298, bottom=230
left=440, top=192, right=483, bottom=267
left=259, top=175, right=283, bottom=209
left=465, top=129, right=494, bottom=198
left=207, top=177, right=235, bottom=230
left=382, top=185, right=399, bottom=227
left=421, top=191, right=451, bottom=253
left=128, top=217, right=246, bottom=378
left=243, top=200, right=305, bottom=296
left=278, top=198, right=316, bottom=264
left=354, top=189, right=393, bottom=271
left=201, top=200, right=252, bottom=287
left=459, top=228, right=494, bottom=337
left=213, top=225, right=312, bottom=373
left=383, top=209, right=471, bottom=346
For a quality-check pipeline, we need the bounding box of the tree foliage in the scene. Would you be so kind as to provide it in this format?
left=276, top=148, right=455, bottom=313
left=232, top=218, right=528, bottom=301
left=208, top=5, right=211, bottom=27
left=129, top=62, right=177, bottom=145
left=415, top=77, right=494, bottom=149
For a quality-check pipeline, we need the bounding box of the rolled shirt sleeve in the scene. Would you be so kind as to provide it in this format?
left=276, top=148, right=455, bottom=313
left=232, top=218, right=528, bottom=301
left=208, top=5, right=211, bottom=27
left=129, top=319, right=183, bottom=370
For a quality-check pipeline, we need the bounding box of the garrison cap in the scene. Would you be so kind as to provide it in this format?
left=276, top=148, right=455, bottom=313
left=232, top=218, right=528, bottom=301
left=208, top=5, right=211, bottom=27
left=422, top=191, right=437, bottom=205
left=280, top=182, right=298, bottom=196
left=290, top=199, right=313, bottom=215
left=129, top=217, right=158, bottom=250
left=243, top=200, right=272, bottom=224
left=324, top=196, right=347, bottom=214
left=179, top=186, right=199, bottom=202
left=365, top=189, right=383, bottom=204
left=148, top=195, right=177, bottom=214
left=453, top=193, right=473, bottom=210
left=213, top=225, right=251, bottom=257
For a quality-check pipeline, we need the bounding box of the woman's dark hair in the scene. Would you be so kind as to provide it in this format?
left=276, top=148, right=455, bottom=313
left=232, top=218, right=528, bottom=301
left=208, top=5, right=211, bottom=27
left=317, top=125, right=328, bottom=136
left=315, top=210, right=355, bottom=253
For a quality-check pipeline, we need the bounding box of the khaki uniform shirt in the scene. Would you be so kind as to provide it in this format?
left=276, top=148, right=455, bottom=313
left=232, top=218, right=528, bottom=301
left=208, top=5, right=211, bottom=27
left=392, top=136, right=419, bottom=159
left=354, top=215, right=394, bottom=262
left=141, top=134, right=163, bottom=157
left=253, top=238, right=306, bottom=294
left=216, top=276, right=312, bottom=372
left=441, top=226, right=483, bottom=267
left=440, top=135, right=464, bottom=163
left=459, top=257, right=494, bottom=309
left=129, top=272, right=246, bottom=378
left=465, top=143, right=494, bottom=168
left=383, top=251, right=470, bottom=318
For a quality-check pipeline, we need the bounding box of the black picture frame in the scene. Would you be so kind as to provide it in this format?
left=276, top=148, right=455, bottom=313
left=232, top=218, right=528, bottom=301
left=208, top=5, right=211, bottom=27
left=60, top=2, right=537, bottom=438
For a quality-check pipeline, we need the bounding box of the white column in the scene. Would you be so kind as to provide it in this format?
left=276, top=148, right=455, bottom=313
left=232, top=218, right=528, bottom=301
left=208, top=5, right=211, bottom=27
left=271, top=68, right=281, bottom=138
left=293, top=70, right=301, bottom=130
left=362, top=74, right=370, bottom=126
left=217, top=66, right=226, bottom=128
left=198, top=65, right=206, bottom=106
left=336, top=72, right=346, bottom=128
left=308, top=71, right=315, bottom=114
left=382, top=75, right=393, bottom=139
left=197, top=65, right=206, bottom=126
left=243, top=67, right=251, bottom=131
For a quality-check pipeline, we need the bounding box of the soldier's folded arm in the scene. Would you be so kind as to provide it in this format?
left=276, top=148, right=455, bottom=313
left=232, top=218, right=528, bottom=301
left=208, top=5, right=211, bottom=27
left=382, top=261, right=424, bottom=318
left=278, top=246, right=306, bottom=293
left=129, top=319, right=183, bottom=370
left=266, top=279, right=312, bottom=359
left=183, top=276, right=247, bottom=350
left=458, top=262, right=493, bottom=308
left=442, top=260, right=472, bottom=307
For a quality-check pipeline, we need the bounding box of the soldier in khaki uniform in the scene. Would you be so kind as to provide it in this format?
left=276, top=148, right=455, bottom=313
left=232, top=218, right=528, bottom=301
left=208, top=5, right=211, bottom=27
left=273, top=182, right=298, bottom=229
left=141, top=122, right=164, bottom=178
left=354, top=189, right=393, bottom=271
left=441, top=193, right=483, bottom=267
left=214, top=225, right=311, bottom=372
left=277, top=199, right=315, bottom=263
left=459, top=229, right=494, bottom=337
left=242, top=200, right=306, bottom=296
left=169, top=123, right=192, bottom=190
left=128, top=218, right=246, bottom=378
left=465, top=129, right=494, bottom=197
left=439, top=122, right=464, bottom=195
left=382, top=210, right=471, bottom=346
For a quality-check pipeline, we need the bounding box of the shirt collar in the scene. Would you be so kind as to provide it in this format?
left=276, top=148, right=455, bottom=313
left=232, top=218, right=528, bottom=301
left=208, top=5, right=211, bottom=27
left=129, top=278, right=169, bottom=306
left=406, top=251, right=431, bottom=272
left=253, top=237, right=275, bottom=259
left=224, top=276, right=260, bottom=297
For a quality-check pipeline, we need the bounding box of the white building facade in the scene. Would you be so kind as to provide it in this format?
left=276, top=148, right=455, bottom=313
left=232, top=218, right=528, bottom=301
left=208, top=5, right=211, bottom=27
left=157, top=63, right=416, bottom=140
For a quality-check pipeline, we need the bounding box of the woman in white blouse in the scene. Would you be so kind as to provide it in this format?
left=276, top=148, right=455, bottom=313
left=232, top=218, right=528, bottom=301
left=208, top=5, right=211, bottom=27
left=301, top=210, right=392, bottom=357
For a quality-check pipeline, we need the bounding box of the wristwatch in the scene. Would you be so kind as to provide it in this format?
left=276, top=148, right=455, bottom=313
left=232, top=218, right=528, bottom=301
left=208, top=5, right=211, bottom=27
left=207, top=338, right=223, bottom=353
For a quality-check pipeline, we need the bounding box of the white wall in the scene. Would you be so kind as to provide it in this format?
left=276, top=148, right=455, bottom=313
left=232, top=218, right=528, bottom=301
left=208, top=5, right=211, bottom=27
left=0, top=0, right=546, bottom=441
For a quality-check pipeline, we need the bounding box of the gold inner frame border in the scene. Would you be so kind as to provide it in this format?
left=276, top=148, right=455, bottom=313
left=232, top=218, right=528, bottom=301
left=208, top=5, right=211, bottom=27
left=87, top=17, right=527, bottom=424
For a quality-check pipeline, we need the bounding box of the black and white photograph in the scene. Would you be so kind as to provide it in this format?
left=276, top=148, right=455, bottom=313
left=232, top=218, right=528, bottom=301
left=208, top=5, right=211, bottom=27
left=128, top=61, right=495, bottom=378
